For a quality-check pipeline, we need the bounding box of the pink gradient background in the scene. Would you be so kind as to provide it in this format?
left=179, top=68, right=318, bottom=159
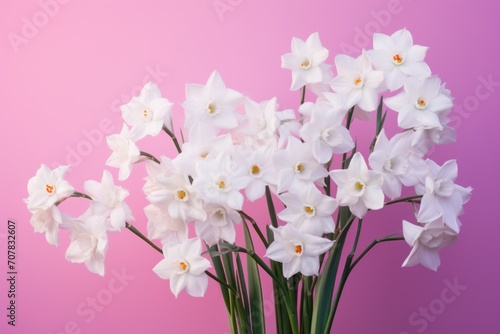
left=1, top=0, right=499, bottom=333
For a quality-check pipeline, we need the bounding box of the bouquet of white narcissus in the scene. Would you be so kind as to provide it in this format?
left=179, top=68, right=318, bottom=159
left=26, top=28, right=471, bottom=334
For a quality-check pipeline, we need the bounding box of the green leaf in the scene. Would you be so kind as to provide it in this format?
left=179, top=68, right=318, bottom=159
left=243, top=221, right=266, bottom=334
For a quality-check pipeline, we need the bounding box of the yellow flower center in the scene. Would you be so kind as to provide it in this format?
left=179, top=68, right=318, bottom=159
left=207, top=103, right=217, bottom=115
left=45, top=184, right=55, bottom=194
left=304, top=205, right=314, bottom=214
left=295, top=163, right=304, bottom=174
left=393, top=54, right=403, bottom=64
left=143, top=109, right=148, bottom=117
left=251, top=165, right=260, bottom=175
left=418, top=99, right=426, bottom=107
left=355, top=181, right=364, bottom=191
left=200, top=153, right=208, bottom=159
left=179, top=261, right=188, bottom=271
left=177, top=190, right=187, bottom=200
left=218, top=181, right=225, bottom=189
left=300, top=59, right=311, bottom=68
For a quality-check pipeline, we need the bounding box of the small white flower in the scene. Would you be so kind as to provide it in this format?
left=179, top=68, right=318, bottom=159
left=29, top=205, right=64, bottom=246
left=384, top=76, right=453, bottom=130
left=26, top=164, right=74, bottom=210
left=416, top=159, right=472, bottom=233
left=265, top=224, right=333, bottom=278
left=278, top=184, right=338, bottom=236
left=272, top=137, right=328, bottom=193
left=105, top=124, right=141, bottom=180
left=300, top=102, right=354, bottom=163
left=153, top=238, right=211, bottom=298
left=144, top=204, right=188, bottom=246
left=330, top=50, right=385, bottom=111
left=65, top=214, right=108, bottom=276
left=367, top=28, right=431, bottom=91
left=330, top=152, right=384, bottom=218
left=402, top=218, right=457, bottom=271
left=121, top=81, right=174, bottom=139
left=183, top=71, right=243, bottom=131
left=84, top=170, right=134, bottom=231
left=281, top=32, right=330, bottom=91
left=194, top=204, right=241, bottom=246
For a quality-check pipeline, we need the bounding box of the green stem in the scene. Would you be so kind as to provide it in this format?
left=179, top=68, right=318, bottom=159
left=323, top=218, right=363, bottom=333
left=384, top=195, right=423, bottom=206
left=265, top=186, right=279, bottom=228
left=163, top=125, right=182, bottom=153
left=221, top=243, right=299, bottom=334
left=239, top=211, right=269, bottom=248
left=55, top=191, right=93, bottom=206
left=300, top=85, right=306, bottom=105
left=350, top=236, right=405, bottom=271
left=140, top=151, right=160, bottom=164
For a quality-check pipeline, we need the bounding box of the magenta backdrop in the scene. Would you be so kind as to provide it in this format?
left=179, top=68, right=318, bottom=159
left=1, top=0, right=499, bottom=333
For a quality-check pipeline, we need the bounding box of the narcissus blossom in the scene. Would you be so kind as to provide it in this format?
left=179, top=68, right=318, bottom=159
left=402, top=218, right=457, bottom=271
left=65, top=214, right=108, bottom=276
left=183, top=71, right=243, bottom=131
left=84, top=170, right=134, bottom=231
left=265, top=224, right=334, bottom=278
left=367, top=28, right=431, bottom=91
left=278, top=184, right=338, bottom=236
left=384, top=76, right=453, bottom=130
left=300, top=103, right=354, bottom=163
left=281, top=32, right=329, bottom=91
left=105, top=124, right=141, bottom=180
left=330, top=152, right=384, bottom=218
left=194, top=203, right=241, bottom=246
left=192, top=154, right=246, bottom=211
left=29, top=205, right=64, bottom=246
left=330, top=51, right=384, bottom=111
left=26, top=164, right=74, bottom=210
left=153, top=238, right=211, bottom=297
left=121, top=81, right=174, bottom=139
left=416, top=159, right=472, bottom=233
left=272, top=137, right=328, bottom=193
left=144, top=204, right=188, bottom=246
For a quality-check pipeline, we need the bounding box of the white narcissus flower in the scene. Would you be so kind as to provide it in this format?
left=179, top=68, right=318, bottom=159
left=272, top=137, right=328, bottom=193
left=416, top=159, right=472, bottom=233
left=153, top=238, right=211, bottom=298
left=330, top=50, right=385, bottom=111
left=281, top=32, right=330, bottom=91
left=330, top=152, right=384, bottom=218
left=402, top=218, right=457, bottom=271
left=144, top=204, right=188, bottom=246
left=367, top=28, right=431, bottom=91
left=148, top=172, right=207, bottom=223
left=84, top=170, right=134, bottom=231
left=194, top=204, right=241, bottom=246
left=174, top=124, right=233, bottom=177
left=26, top=164, right=74, bottom=210
left=265, top=224, right=333, bottom=278
left=243, top=97, right=278, bottom=142
left=368, top=129, right=413, bottom=199
left=278, top=184, right=338, bottom=237
left=183, top=71, right=243, bottom=131
left=105, top=123, right=141, bottom=181
left=232, top=145, right=276, bottom=201
left=300, top=103, right=354, bottom=163
left=65, top=215, right=108, bottom=276
left=121, top=81, right=174, bottom=139
left=384, top=76, right=453, bottom=130
left=275, top=108, right=301, bottom=150
left=192, top=154, right=246, bottom=211
left=29, top=205, right=64, bottom=246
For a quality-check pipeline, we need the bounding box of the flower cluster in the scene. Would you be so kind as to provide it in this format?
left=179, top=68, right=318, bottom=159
left=26, top=28, right=471, bottom=309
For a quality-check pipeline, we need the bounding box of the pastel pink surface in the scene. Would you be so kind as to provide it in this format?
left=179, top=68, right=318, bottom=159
left=1, top=0, right=498, bottom=333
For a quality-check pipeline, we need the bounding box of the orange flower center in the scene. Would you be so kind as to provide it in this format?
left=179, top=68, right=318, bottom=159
left=393, top=54, right=403, bottom=64
left=45, top=184, right=55, bottom=194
